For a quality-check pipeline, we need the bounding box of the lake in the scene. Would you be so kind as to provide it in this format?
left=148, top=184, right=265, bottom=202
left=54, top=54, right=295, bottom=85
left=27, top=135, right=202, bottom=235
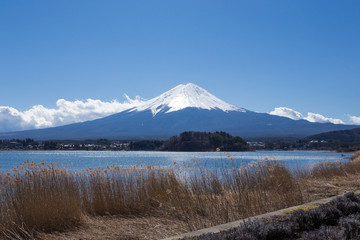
left=0, top=150, right=353, bottom=172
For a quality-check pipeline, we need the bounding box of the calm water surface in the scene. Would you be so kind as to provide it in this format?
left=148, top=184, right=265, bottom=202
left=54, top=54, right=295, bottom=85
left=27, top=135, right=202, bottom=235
left=0, top=150, right=353, bottom=172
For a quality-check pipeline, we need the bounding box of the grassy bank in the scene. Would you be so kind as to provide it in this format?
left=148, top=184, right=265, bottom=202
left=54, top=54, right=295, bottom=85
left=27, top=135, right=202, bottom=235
left=0, top=152, right=359, bottom=239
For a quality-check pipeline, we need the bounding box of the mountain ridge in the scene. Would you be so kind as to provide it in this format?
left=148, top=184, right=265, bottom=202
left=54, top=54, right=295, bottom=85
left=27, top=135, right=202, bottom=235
left=0, top=83, right=357, bottom=140
left=0, top=108, right=356, bottom=140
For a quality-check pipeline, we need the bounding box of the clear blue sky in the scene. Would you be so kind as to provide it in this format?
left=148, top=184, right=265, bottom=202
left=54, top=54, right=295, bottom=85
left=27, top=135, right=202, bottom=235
left=1, top=0, right=359, bottom=123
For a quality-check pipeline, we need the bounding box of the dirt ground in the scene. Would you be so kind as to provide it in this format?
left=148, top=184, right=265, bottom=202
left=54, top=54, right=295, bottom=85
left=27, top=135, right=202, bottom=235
left=299, top=174, right=360, bottom=202
left=38, top=216, right=188, bottom=240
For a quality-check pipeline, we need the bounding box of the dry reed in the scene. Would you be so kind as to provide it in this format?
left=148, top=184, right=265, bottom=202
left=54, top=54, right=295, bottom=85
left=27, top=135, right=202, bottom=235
left=351, top=151, right=360, bottom=163
left=0, top=160, right=82, bottom=238
left=0, top=152, right=359, bottom=238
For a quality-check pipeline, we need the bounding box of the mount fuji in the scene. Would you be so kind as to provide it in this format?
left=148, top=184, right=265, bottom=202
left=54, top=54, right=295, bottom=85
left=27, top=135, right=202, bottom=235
left=128, top=83, right=244, bottom=115
left=0, top=83, right=356, bottom=140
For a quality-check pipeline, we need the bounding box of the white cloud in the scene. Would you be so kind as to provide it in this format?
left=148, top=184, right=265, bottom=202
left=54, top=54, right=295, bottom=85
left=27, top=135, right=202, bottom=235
left=269, top=107, right=303, bottom=120
left=349, top=115, right=360, bottom=124
left=0, top=107, right=28, bottom=132
left=304, top=112, right=344, bottom=124
left=0, top=96, right=144, bottom=132
left=270, top=107, right=344, bottom=124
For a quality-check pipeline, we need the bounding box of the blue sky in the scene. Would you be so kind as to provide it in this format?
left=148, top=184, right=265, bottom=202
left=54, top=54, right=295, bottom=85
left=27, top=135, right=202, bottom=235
left=0, top=0, right=360, bottom=130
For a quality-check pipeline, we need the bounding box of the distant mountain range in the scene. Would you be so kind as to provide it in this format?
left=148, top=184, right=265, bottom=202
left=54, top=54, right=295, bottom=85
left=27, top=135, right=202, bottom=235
left=305, top=128, right=360, bottom=143
left=0, top=83, right=357, bottom=140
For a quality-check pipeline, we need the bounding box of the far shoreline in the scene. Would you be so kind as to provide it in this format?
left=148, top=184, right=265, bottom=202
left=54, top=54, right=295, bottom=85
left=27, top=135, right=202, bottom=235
left=0, top=149, right=355, bottom=154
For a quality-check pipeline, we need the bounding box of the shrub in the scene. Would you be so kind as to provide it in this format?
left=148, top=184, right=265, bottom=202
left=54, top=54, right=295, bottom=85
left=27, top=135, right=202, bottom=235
left=339, top=213, right=360, bottom=239
left=299, top=226, right=345, bottom=240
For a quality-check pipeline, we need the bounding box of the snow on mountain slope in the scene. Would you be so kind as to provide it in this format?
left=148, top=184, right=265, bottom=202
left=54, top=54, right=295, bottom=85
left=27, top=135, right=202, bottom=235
left=129, top=83, right=245, bottom=116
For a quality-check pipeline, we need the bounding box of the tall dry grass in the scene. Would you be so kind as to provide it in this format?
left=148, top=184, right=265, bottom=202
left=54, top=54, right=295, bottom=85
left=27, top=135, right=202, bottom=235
left=299, top=151, right=360, bottom=179
left=0, top=160, right=82, bottom=238
left=78, top=165, right=178, bottom=216
left=167, top=160, right=303, bottom=230
left=351, top=151, right=360, bottom=163
left=0, top=161, right=182, bottom=238
left=0, top=152, right=359, bottom=238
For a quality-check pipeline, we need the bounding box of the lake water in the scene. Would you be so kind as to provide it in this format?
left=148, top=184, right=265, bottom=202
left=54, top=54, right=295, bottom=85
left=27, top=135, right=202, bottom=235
left=0, top=150, right=353, bottom=172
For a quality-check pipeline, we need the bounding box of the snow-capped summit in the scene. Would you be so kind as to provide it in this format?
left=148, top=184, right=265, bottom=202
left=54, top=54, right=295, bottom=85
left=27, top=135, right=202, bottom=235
left=130, top=83, right=245, bottom=116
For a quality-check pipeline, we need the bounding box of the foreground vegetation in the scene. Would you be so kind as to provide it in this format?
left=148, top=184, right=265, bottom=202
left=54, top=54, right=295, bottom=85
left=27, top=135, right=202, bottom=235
left=186, top=192, right=360, bottom=240
left=0, top=152, right=359, bottom=239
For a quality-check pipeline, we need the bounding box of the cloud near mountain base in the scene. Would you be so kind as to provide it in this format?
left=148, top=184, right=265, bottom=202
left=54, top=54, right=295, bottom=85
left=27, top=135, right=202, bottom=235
left=349, top=115, right=360, bottom=124
left=269, top=107, right=345, bottom=124
left=0, top=102, right=357, bottom=133
left=0, top=97, right=143, bottom=132
left=304, top=112, right=344, bottom=124
left=268, top=107, right=303, bottom=120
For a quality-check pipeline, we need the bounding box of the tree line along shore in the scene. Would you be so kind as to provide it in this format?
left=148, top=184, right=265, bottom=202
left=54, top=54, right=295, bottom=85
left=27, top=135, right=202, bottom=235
left=1, top=129, right=360, bottom=152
